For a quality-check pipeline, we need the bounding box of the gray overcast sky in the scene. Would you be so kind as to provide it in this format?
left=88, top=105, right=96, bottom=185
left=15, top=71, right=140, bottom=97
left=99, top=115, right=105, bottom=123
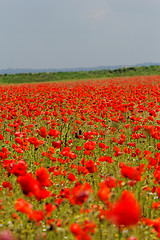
left=0, top=0, right=160, bottom=69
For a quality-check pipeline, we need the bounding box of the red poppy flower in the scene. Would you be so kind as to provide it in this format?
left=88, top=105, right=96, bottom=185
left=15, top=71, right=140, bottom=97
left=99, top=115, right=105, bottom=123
left=39, top=126, right=47, bottom=138
left=70, top=220, right=96, bottom=240
left=98, top=186, right=110, bottom=203
left=68, top=172, right=77, bottom=181
left=28, top=137, right=40, bottom=148
left=29, top=210, right=44, bottom=223
left=70, top=223, right=81, bottom=236
left=44, top=203, right=56, bottom=217
left=85, top=160, right=97, bottom=173
left=120, top=164, right=141, bottom=181
left=17, top=173, right=51, bottom=200
left=15, top=198, right=32, bottom=216
left=36, top=166, right=51, bottom=187
left=106, top=190, right=141, bottom=227
left=2, top=181, right=13, bottom=191
left=48, top=129, right=59, bottom=138
left=84, top=141, right=96, bottom=151
left=52, top=141, right=62, bottom=148
left=11, top=160, right=27, bottom=176
left=99, top=142, right=106, bottom=149
left=70, top=182, right=92, bottom=205
left=17, top=173, right=40, bottom=197
left=0, top=134, right=4, bottom=140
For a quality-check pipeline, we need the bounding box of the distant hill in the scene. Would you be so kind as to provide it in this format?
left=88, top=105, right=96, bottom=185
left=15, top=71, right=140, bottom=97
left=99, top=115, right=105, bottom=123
left=0, top=62, right=160, bottom=74
left=0, top=65, right=160, bottom=84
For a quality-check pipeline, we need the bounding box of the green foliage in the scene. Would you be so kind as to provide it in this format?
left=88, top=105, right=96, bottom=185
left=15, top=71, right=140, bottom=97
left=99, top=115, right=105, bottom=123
left=0, top=65, right=160, bottom=84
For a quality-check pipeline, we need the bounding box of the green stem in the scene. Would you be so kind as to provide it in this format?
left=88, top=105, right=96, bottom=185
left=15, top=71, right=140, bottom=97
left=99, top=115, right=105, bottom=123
left=118, top=227, right=122, bottom=240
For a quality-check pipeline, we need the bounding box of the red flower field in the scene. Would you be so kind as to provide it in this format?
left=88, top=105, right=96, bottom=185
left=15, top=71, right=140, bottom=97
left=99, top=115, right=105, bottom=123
left=0, top=75, right=160, bottom=239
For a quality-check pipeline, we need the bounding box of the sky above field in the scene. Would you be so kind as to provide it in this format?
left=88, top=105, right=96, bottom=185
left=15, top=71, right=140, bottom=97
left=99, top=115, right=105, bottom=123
left=0, top=0, right=160, bottom=69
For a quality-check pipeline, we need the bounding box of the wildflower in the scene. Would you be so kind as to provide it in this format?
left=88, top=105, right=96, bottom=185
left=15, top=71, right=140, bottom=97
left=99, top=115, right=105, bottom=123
left=70, top=182, right=92, bottom=205
left=106, top=190, right=141, bottom=226
left=39, top=126, right=47, bottom=138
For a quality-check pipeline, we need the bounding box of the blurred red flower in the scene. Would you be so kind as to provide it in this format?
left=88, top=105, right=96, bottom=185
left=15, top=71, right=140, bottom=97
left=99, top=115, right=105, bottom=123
left=106, top=190, right=141, bottom=227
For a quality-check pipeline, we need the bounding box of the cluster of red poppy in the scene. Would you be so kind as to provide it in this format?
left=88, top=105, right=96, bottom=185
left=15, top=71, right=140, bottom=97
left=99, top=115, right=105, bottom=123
left=0, top=75, right=160, bottom=239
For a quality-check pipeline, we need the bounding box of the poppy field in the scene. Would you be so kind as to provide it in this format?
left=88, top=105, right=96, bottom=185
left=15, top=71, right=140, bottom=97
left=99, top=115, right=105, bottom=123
left=0, top=75, right=160, bottom=240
